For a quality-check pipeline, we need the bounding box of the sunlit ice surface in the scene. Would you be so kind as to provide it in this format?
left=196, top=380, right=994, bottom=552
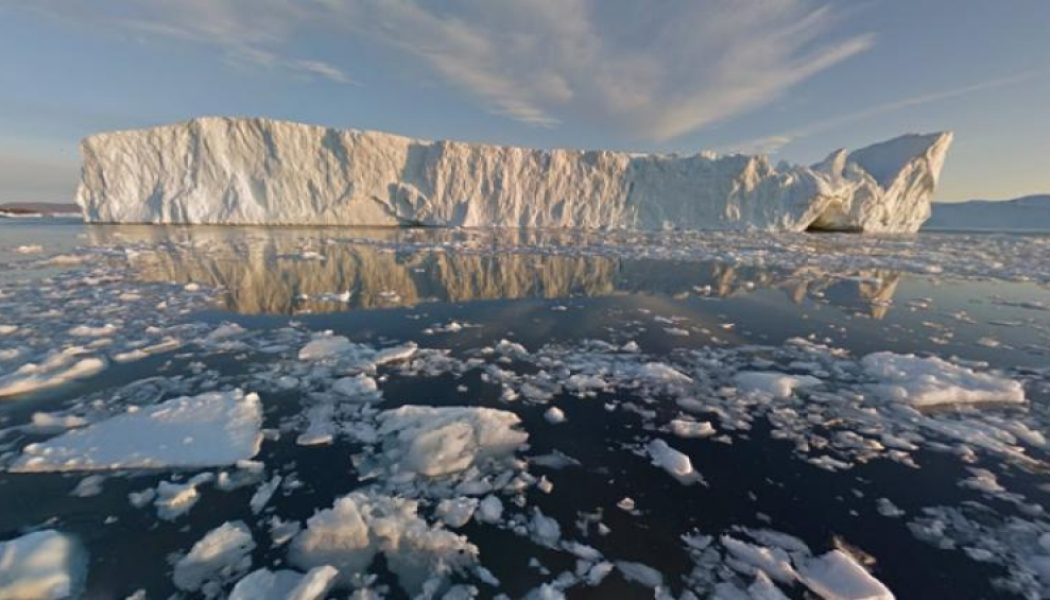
left=2, top=219, right=1050, bottom=598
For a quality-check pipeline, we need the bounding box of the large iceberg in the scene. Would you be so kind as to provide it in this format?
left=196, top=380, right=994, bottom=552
left=76, top=117, right=952, bottom=232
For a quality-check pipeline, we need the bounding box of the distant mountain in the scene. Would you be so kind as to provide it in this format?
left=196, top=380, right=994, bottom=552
left=924, top=195, right=1050, bottom=232
left=0, top=202, right=80, bottom=216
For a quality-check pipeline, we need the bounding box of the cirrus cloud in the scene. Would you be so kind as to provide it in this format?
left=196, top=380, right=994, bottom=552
left=23, top=0, right=872, bottom=141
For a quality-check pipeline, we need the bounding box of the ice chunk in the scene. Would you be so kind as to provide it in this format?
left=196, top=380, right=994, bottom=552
left=798, top=550, right=894, bottom=600
left=435, top=497, right=479, bottom=528
left=647, top=439, right=703, bottom=485
left=289, top=491, right=477, bottom=595
left=614, top=561, right=664, bottom=588
left=734, top=371, right=822, bottom=400
left=0, top=348, right=106, bottom=397
left=374, top=405, right=528, bottom=479
left=475, top=495, right=504, bottom=524
left=173, top=521, right=256, bottom=594
left=250, top=475, right=283, bottom=514
left=669, top=419, right=716, bottom=438
left=543, top=406, right=566, bottom=424
left=12, top=389, right=263, bottom=471
left=0, top=530, right=87, bottom=600
left=155, top=473, right=215, bottom=520
left=332, top=374, right=380, bottom=401
left=229, top=566, right=338, bottom=600
left=298, top=335, right=356, bottom=361
left=529, top=508, right=562, bottom=547
left=862, top=352, right=1024, bottom=407
left=721, top=535, right=798, bottom=584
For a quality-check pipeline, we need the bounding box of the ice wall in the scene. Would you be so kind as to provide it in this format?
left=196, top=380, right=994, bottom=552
left=76, top=117, right=952, bottom=232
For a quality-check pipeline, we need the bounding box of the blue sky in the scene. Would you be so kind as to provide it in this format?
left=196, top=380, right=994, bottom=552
left=1, top=0, right=1048, bottom=203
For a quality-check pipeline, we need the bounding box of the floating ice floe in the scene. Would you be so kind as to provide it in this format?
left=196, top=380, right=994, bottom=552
left=11, top=389, right=262, bottom=471
left=798, top=550, right=895, bottom=600
left=229, top=566, right=338, bottom=600
left=647, top=439, right=704, bottom=485
left=0, top=530, right=87, bottom=600
left=0, top=347, right=106, bottom=398
left=862, top=352, right=1025, bottom=407
left=369, top=405, right=528, bottom=482
left=154, top=472, right=216, bottom=520
left=682, top=529, right=894, bottom=599
left=298, top=333, right=417, bottom=369
left=289, top=490, right=478, bottom=595
left=734, top=371, right=822, bottom=400
left=173, top=521, right=256, bottom=596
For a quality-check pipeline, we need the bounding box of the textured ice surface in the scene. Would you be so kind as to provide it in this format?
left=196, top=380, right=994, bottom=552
left=0, top=347, right=106, bottom=398
left=862, top=352, right=1025, bottom=407
left=289, top=490, right=478, bottom=595
left=12, top=389, right=262, bottom=471
left=229, top=566, right=337, bottom=600
left=0, top=530, right=87, bottom=600
left=734, top=371, right=822, bottom=400
left=372, top=405, right=528, bottom=480
left=798, top=550, right=895, bottom=600
left=76, top=117, right=951, bottom=233
left=647, top=439, right=703, bottom=485
left=173, top=521, right=256, bottom=595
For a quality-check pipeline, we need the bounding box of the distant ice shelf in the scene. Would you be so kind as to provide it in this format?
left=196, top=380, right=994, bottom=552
left=75, top=117, right=953, bottom=233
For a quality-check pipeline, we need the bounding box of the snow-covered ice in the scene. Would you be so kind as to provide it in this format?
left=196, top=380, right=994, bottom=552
left=0, top=530, right=87, bottom=600
left=289, top=491, right=478, bottom=595
left=798, top=550, right=894, bottom=600
left=372, top=405, right=528, bottom=480
left=862, top=352, right=1025, bottom=407
left=173, top=521, right=256, bottom=595
left=12, top=389, right=262, bottom=471
left=229, top=566, right=338, bottom=600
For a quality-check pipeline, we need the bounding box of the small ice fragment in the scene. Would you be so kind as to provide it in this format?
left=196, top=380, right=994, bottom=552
left=229, top=565, right=338, bottom=600
left=646, top=439, right=702, bottom=485
left=436, top=497, right=479, bottom=528
left=476, top=495, right=504, bottom=524
left=615, top=561, right=664, bottom=589
left=0, top=530, right=87, bottom=599
left=669, top=419, right=716, bottom=439
left=734, top=372, right=821, bottom=400
left=798, top=549, right=894, bottom=600
left=544, top=407, right=566, bottom=424
left=71, top=474, right=105, bottom=497
left=250, top=475, right=283, bottom=514
left=173, top=521, right=256, bottom=593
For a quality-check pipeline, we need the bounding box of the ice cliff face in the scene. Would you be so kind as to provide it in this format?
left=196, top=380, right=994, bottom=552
left=76, top=117, right=953, bottom=232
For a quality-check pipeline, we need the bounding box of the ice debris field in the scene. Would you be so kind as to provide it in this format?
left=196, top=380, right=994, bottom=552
left=1, top=222, right=1050, bottom=598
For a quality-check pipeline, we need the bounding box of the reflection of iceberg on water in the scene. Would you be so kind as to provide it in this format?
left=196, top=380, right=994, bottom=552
left=87, top=226, right=902, bottom=318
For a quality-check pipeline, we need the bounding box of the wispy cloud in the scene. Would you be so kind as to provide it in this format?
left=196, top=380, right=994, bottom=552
left=729, top=70, right=1045, bottom=154
left=334, top=0, right=873, bottom=140
left=23, top=0, right=872, bottom=140
left=24, top=0, right=353, bottom=84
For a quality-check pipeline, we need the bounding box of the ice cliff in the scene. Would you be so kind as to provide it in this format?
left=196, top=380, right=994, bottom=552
left=75, top=117, right=953, bottom=232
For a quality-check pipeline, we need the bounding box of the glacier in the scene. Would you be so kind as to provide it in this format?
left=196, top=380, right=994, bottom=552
left=75, top=117, right=952, bottom=232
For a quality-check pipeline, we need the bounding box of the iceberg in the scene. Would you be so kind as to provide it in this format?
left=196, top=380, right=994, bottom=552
left=76, top=117, right=952, bottom=232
